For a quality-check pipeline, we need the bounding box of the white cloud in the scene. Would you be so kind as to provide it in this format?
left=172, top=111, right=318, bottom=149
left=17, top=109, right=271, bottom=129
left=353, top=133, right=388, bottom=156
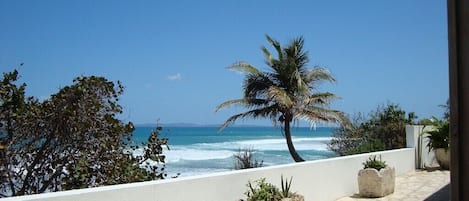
left=167, top=73, right=182, bottom=81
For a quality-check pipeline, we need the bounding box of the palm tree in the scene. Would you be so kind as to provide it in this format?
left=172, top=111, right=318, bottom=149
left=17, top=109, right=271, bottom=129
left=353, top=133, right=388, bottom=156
left=216, top=35, right=346, bottom=162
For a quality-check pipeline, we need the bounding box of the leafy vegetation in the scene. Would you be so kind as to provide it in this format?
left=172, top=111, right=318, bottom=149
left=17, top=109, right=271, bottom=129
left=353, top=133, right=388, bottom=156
left=363, top=155, right=387, bottom=171
left=217, top=35, right=345, bottom=162
left=0, top=70, right=168, bottom=197
left=233, top=147, right=264, bottom=170
left=328, top=103, right=416, bottom=156
left=280, top=175, right=293, bottom=198
left=245, top=178, right=281, bottom=201
left=416, top=101, right=449, bottom=149
left=424, top=117, right=450, bottom=151
left=420, top=102, right=450, bottom=170
left=424, top=101, right=450, bottom=151
left=242, top=176, right=303, bottom=201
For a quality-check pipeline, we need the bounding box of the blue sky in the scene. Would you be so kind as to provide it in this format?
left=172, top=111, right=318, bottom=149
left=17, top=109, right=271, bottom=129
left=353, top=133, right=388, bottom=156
left=0, top=1, right=448, bottom=125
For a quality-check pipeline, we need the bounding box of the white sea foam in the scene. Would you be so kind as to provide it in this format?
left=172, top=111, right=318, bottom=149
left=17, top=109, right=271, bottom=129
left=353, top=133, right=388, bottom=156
left=129, top=147, right=235, bottom=163
left=191, top=137, right=331, bottom=151
left=131, top=137, right=330, bottom=161
left=164, top=148, right=235, bottom=163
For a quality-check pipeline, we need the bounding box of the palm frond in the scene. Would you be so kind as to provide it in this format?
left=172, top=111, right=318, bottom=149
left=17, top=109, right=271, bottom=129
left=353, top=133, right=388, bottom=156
left=305, top=92, right=340, bottom=105
left=215, top=98, right=271, bottom=112
left=292, top=69, right=309, bottom=93
left=265, top=35, right=282, bottom=60
left=219, top=105, right=279, bottom=131
left=215, top=99, right=247, bottom=112
left=285, top=36, right=309, bottom=69
left=295, top=106, right=346, bottom=124
left=267, top=86, right=293, bottom=108
left=304, top=67, right=336, bottom=84
left=243, top=73, right=274, bottom=98
left=228, top=62, right=262, bottom=75
left=261, top=46, right=275, bottom=67
left=245, top=98, right=271, bottom=107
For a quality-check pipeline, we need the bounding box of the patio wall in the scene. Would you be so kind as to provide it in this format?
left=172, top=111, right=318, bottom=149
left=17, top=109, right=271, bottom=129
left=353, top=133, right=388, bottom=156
left=3, top=148, right=415, bottom=201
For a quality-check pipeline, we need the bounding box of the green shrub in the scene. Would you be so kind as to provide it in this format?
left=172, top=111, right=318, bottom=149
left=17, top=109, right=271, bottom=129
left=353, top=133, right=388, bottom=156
left=0, top=70, right=170, bottom=196
left=347, top=139, right=385, bottom=155
left=234, top=147, right=264, bottom=170
left=424, top=118, right=450, bottom=151
left=328, top=103, right=416, bottom=156
left=245, top=178, right=280, bottom=201
left=363, top=155, right=387, bottom=171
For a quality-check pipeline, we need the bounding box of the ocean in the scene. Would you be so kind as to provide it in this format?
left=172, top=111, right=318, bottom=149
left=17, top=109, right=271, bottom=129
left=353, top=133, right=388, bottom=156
left=132, top=126, right=337, bottom=177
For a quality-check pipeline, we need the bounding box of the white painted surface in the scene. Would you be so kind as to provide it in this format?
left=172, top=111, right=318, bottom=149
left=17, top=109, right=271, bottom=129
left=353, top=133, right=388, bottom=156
left=406, top=125, right=437, bottom=169
left=3, top=148, right=415, bottom=201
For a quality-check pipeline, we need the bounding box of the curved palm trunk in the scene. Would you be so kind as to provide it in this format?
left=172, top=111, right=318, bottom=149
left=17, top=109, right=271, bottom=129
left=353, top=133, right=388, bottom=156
left=284, top=118, right=305, bottom=162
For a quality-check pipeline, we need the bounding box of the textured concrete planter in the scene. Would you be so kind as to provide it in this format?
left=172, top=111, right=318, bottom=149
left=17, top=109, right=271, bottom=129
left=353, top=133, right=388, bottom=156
left=281, top=194, right=304, bottom=201
left=435, top=148, right=450, bottom=170
left=358, top=167, right=395, bottom=198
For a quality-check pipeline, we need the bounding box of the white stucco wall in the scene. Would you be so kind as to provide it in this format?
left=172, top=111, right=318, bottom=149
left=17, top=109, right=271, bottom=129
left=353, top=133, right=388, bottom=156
left=406, top=125, right=438, bottom=169
left=3, top=148, right=415, bottom=201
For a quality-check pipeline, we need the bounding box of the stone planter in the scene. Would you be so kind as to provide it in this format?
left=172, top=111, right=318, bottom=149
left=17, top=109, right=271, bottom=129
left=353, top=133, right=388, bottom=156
left=281, top=194, right=304, bottom=201
left=358, top=167, right=395, bottom=198
left=435, top=148, right=450, bottom=170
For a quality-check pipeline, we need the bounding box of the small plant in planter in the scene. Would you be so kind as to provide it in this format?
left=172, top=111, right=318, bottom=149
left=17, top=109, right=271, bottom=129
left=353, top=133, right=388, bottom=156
left=424, top=118, right=450, bottom=170
left=244, top=178, right=280, bottom=201
left=362, top=155, right=387, bottom=170
left=279, top=176, right=304, bottom=201
left=358, top=155, right=395, bottom=198
left=280, top=175, right=293, bottom=199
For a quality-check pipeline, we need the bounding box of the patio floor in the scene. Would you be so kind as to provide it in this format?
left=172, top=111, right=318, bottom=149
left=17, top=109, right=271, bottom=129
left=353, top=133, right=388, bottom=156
left=336, top=169, right=450, bottom=201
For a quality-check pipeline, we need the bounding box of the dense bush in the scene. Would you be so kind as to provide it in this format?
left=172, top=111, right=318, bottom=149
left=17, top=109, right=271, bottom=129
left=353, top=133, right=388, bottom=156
left=0, top=70, right=168, bottom=197
left=328, top=103, right=416, bottom=156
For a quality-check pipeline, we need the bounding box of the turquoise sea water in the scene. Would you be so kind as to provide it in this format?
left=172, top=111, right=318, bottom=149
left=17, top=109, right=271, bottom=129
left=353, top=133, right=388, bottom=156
left=132, top=126, right=337, bottom=177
